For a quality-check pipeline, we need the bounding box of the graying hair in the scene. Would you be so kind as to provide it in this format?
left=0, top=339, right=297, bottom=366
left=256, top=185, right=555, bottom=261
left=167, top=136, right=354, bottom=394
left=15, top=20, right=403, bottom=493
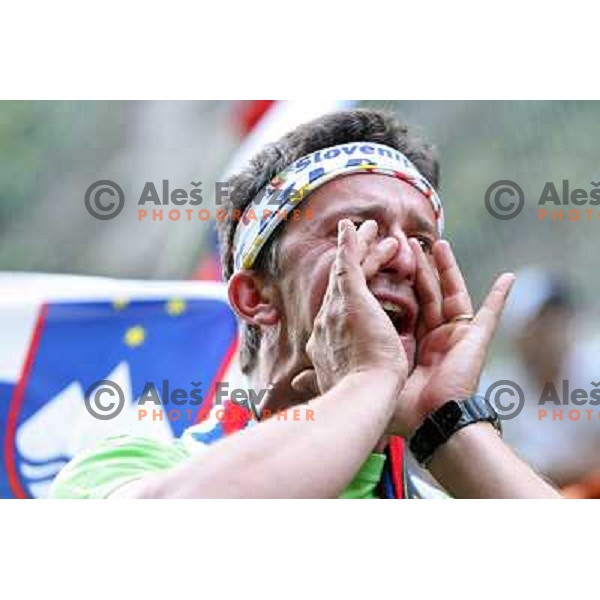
left=216, top=108, right=439, bottom=374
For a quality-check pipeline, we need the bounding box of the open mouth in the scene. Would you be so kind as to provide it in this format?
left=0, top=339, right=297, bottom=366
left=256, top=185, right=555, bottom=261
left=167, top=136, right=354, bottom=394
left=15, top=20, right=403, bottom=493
left=377, top=298, right=417, bottom=336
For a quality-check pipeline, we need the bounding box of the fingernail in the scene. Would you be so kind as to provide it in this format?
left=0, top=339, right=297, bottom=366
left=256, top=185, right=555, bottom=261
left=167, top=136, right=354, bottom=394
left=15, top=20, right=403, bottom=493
left=383, top=237, right=398, bottom=252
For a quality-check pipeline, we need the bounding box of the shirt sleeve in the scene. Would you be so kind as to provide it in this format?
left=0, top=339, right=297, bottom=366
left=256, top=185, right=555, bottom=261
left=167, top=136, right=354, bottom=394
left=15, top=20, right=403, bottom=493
left=49, top=435, right=190, bottom=499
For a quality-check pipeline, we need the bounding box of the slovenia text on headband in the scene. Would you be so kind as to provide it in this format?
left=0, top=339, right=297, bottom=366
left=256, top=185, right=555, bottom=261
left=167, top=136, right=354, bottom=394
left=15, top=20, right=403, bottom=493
left=232, top=142, right=444, bottom=273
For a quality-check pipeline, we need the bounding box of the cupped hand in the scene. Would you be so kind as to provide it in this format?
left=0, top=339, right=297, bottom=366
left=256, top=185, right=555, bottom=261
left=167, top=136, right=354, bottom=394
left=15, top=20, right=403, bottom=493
left=388, top=238, right=515, bottom=437
left=291, top=219, right=408, bottom=396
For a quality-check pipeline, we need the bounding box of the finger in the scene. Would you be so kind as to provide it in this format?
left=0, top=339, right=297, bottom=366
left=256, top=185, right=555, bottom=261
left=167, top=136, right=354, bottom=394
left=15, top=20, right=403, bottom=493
left=433, top=240, right=474, bottom=320
left=410, top=238, right=443, bottom=330
left=291, top=368, right=319, bottom=396
left=335, top=219, right=365, bottom=296
left=318, top=219, right=366, bottom=323
left=361, top=237, right=399, bottom=279
left=321, top=219, right=351, bottom=302
left=469, top=273, right=516, bottom=348
left=355, top=220, right=379, bottom=264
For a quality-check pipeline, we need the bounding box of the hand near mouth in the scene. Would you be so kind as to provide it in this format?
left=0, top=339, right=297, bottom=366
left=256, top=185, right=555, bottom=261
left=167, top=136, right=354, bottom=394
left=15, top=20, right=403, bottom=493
left=291, top=219, right=408, bottom=397
left=387, top=239, right=515, bottom=438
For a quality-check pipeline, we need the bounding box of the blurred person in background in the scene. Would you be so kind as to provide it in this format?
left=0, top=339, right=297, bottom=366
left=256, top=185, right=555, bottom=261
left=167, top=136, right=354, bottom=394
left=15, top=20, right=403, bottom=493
left=483, top=268, right=600, bottom=494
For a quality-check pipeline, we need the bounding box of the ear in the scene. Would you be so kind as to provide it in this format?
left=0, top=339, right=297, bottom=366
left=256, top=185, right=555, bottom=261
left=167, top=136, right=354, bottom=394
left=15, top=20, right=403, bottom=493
left=227, top=270, right=280, bottom=327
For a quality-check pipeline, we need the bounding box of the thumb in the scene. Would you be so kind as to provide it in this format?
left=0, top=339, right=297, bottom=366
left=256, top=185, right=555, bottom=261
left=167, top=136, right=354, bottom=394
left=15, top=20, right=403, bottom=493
left=290, top=368, right=319, bottom=396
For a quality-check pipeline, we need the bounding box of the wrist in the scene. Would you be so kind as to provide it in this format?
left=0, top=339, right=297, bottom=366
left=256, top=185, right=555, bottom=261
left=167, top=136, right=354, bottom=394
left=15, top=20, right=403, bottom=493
left=429, top=421, right=497, bottom=467
left=354, top=366, right=406, bottom=395
left=342, top=367, right=405, bottom=415
left=407, top=387, right=479, bottom=437
left=428, top=422, right=561, bottom=499
left=408, top=396, right=502, bottom=468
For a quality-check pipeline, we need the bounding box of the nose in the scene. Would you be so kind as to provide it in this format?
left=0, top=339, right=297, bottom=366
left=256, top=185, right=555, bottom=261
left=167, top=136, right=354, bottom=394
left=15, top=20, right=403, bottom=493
left=378, top=228, right=416, bottom=284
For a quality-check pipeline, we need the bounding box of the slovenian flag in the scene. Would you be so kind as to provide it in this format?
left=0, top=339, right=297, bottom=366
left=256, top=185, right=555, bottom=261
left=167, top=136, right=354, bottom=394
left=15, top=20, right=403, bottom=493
left=0, top=274, right=242, bottom=498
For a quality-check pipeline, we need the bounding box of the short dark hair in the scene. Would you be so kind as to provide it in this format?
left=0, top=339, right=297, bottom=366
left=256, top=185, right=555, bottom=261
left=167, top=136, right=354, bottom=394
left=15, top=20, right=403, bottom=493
left=216, top=108, right=440, bottom=374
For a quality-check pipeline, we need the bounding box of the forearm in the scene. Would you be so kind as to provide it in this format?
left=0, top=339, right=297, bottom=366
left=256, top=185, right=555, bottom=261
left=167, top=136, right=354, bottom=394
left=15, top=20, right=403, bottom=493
left=115, top=369, right=399, bottom=498
left=428, top=423, right=562, bottom=499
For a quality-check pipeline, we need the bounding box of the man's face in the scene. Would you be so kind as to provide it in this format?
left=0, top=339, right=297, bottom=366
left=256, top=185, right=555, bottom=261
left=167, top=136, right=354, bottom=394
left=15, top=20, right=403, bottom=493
left=274, top=173, right=439, bottom=375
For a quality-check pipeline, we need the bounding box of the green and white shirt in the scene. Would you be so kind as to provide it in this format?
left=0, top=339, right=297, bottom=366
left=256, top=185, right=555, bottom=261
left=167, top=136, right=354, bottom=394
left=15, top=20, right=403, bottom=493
left=50, top=431, right=387, bottom=499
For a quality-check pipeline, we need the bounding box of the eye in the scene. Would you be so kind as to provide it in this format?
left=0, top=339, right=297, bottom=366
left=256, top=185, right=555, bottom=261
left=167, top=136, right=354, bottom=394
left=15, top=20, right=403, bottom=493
left=413, top=236, right=434, bottom=254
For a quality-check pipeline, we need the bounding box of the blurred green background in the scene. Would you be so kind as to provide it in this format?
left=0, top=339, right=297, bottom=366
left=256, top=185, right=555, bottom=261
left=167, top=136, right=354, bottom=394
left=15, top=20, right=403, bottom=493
left=1, top=100, right=599, bottom=331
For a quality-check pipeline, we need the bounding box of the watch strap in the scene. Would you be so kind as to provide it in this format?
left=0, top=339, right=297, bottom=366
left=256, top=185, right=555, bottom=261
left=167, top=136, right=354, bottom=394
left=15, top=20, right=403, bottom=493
left=408, top=396, right=501, bottom=467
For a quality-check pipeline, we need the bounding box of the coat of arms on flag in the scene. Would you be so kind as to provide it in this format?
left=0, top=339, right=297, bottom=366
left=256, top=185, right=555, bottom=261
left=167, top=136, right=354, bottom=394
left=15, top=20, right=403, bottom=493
left=0, top=273, right=243, bottom=498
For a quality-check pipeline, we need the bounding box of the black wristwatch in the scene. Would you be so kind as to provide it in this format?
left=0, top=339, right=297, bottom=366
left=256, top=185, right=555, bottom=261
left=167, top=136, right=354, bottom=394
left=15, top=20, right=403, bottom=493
left=409, top=396, right=502, bottom=467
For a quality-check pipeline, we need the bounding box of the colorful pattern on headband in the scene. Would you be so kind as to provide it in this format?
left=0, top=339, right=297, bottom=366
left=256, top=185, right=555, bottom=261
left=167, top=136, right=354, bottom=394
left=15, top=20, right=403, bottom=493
left=232, top=142, right=444, bottom=272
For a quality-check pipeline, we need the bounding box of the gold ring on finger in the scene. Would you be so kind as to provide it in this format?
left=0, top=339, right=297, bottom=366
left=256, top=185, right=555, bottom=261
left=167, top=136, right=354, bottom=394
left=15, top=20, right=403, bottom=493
left=449, top=313, right=474, bottom=323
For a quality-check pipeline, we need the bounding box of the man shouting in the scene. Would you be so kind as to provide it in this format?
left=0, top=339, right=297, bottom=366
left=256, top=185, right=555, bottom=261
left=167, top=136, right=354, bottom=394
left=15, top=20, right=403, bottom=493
left=51, top=109, right=559, bottom=499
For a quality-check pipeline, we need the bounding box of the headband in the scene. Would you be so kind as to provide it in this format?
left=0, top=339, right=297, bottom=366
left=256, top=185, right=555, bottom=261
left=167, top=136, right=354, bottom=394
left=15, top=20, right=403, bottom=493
left=232, top=142, right=444, bottom=272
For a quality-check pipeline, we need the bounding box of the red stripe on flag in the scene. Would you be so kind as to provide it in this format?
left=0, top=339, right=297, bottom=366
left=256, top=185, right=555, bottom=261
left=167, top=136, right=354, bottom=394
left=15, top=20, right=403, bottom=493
left=4, top=303, right=49, bottom=499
